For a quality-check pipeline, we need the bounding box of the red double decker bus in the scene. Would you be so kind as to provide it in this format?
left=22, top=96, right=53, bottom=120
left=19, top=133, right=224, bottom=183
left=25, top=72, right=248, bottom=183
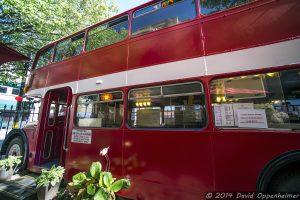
left=1, top=0, right=300, bottom=199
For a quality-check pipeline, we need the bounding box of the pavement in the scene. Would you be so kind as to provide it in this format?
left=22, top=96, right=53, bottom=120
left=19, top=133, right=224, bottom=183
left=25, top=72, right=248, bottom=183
left=0, top=173, right=38, bottom=200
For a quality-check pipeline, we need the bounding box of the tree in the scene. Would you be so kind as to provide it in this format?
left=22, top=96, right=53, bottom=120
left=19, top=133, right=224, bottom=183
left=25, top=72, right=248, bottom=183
left=0, top=0, right=118, bottom=83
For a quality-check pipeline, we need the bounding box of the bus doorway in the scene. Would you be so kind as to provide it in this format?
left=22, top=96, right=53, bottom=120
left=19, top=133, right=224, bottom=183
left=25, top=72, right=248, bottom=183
left=36, top=87, right=72, bottom=169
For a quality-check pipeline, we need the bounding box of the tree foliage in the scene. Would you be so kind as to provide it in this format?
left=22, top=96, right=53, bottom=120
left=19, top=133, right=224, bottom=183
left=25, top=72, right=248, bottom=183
left=0, top=0, right=118, bottom=83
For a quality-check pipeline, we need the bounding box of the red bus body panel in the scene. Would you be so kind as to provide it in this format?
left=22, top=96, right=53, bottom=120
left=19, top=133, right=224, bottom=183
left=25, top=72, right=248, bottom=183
left=80, top=41, right=128, bottom=80
left=46, top=57, right=81, bottom=87
left=213, top=130, right=300, bottom=191
left=203, top=0, right=300, bottom=55
left=128, top=21, right=203, bottom=70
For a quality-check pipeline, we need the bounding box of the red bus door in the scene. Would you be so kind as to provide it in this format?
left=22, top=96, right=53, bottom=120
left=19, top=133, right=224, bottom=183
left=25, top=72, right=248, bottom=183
left=39, top=92, right=59, bottom=166
left=36, top=87, right=72, bottom=168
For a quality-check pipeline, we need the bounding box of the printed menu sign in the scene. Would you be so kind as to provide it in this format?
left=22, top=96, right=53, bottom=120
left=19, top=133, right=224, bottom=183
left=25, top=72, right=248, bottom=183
left=237, top=109, right=268, bottom=128
left=72, top=129, right=92, bottom=144
left=214, top=104, right=235, bottom=126
left=232, top=103, right=254, bottom=126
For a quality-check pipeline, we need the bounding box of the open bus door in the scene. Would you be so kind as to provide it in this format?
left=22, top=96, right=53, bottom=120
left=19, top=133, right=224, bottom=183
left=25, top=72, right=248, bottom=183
left=36, top=87, right=72, bottom=168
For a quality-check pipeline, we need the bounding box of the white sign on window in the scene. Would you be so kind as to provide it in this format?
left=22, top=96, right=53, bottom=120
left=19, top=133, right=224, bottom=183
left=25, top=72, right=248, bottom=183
left=237, top=109, right=268, bottom=129
left=214, top=104, right=235, bottom=127
left=232, top=103, right=254, bottom=126
left=71, top=129, right=92, bottom=144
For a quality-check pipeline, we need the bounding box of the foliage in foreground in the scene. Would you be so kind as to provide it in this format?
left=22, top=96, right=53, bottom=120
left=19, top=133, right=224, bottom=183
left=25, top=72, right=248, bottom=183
left=36, top=165, right=65, bottom=188
left=0, top=156, right=22, bottom=170
left=66, top=162, right=130, bottom=200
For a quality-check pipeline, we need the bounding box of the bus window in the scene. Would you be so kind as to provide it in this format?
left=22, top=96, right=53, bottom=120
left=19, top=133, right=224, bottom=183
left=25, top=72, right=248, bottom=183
left=23, top=95, right=42, bottom=123
left=210, top=69, right=300, bottom=130
left=35, top=46, right=54, bottom=69
left=128, top=82, right=206, bottom=128
left=0, top=86, right=7, bottom=94
left=48, top=101, right=56, bottom=126
left=200, top=0, right=255, bottom=15
left=54, top=32, right=85, bottom=63
left=133, top=3, right=161, bottom=18
left=76, top=91, right=123, bottom=128
left=86, top=16, right=129, bottom=51
left=132, top=0, right=197, bottom=36
left=12, top=88, right=20, bottom=95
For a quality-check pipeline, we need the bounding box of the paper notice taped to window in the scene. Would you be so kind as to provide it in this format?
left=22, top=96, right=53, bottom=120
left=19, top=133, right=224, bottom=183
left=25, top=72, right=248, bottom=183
left=232, top=103, right=254, bottom=126
left=237, top=109, right=268, bottom=129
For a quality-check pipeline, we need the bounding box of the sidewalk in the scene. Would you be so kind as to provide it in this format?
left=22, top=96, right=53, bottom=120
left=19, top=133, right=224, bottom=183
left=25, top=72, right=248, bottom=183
left=0, top=173, right=38, bottom=200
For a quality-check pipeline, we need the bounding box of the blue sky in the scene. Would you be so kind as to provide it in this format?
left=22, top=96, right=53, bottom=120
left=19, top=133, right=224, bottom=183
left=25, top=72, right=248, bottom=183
left=115, top=0, right=151, bottom=13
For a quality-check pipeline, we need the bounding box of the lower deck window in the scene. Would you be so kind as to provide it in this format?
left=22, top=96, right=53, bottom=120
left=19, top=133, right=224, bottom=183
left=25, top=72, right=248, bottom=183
left=210, top=69, right=300, bottom=130
left=76, top=91, right=123, bottom=128
left=128, top=82, right=206, bottom=129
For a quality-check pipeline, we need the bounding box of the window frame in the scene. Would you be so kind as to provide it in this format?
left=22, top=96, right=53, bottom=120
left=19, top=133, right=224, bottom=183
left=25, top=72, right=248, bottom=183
left=34, top=45, right=54, bottom=70
left=209, top=68, right=300, bottom=131
left=53, top=32, right=86, bottom=63
left=85, top=15, right=129, bottom=52
left=75, top=90, right=124, bottom=129
left=126, top=81, right=208, bottom=130
left=131, top=0, right=198, bottom=37
left=133, top=2, right=162, bottom=18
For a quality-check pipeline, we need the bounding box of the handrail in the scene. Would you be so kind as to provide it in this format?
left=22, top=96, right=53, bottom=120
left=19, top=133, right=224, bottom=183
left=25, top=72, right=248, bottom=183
left=63, top=106, right=71, bottom=151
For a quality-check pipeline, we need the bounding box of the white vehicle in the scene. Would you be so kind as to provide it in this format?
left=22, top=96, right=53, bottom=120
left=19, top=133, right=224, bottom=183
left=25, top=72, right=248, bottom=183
left=0, top=85, right=19, bottom=110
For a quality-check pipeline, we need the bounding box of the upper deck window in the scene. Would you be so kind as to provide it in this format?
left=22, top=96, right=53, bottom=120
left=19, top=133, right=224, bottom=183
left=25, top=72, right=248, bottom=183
left=132, top=0, right=197, bottom=36
left=133, top=3, right=161, bottom=18
left=200, top=0, right=254, bottom=15
left=35, top=46, right=54, bottom=69
left=86, top=16, right=129, bottom=51
left=54, top=32, right=85, bottom=63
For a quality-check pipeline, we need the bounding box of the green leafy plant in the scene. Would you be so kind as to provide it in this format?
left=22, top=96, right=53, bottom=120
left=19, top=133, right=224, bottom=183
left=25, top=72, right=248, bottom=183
left=67, top=162, right=130, bottom=200
left=0, top=156, right=22, bottom=170
left=36, top=165, right=65, bottom=189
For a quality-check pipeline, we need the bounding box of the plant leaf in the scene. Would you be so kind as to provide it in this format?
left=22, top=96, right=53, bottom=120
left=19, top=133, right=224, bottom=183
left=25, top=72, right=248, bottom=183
left=72, top=172, right=86, bottom=186
left=87, top=184, right=96, bottom=195
left=99, top=172, right=104, bottom=187
left=93, top=188, right=107, bottom=200
left=111, top=179, right=131, bottom=192
left=90, top=162, right=102, bottom=179
left=50, top=181, right=56, bottom=186
left=103, top=172, right=112, bottom=188
left=36, top=165, right=64, bottom=189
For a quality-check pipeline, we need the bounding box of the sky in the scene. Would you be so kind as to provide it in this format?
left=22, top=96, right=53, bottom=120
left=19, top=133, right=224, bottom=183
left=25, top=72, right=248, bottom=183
left=115, top=0, right=151, bottom=13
